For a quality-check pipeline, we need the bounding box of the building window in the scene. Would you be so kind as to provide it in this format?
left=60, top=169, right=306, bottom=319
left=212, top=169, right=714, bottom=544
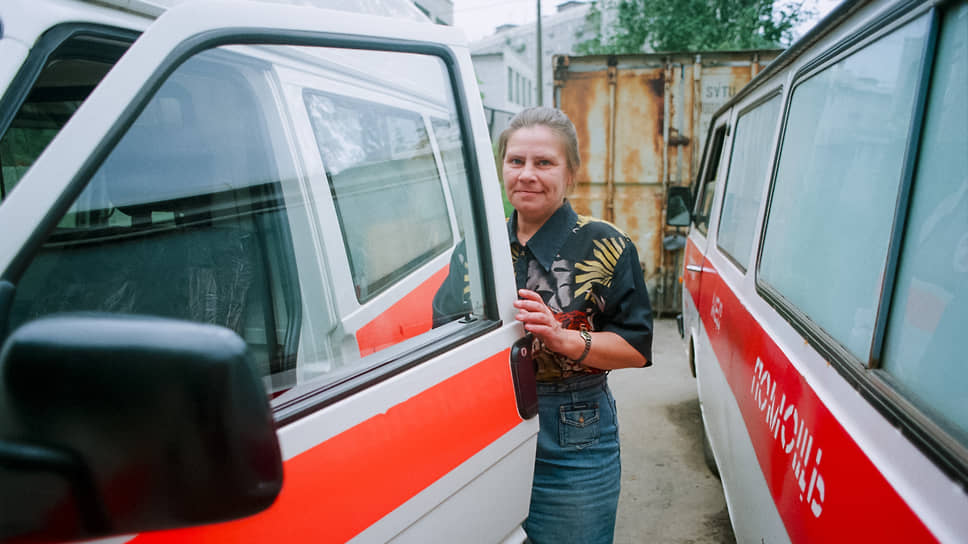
left=508, top=67, right=513, bottom=102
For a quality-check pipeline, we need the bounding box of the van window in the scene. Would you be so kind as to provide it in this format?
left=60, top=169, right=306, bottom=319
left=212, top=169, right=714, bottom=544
left=879, top=2, right=968, bottom=445
left=304, top=91, right=452, bottom=302
left=5, top=43, right=488, bottom=397
left=0, top=30, right=132, bottom=203
left=695, top=124, right=728, bottom=236
left=759, top=14, right=931, bottom=361
left=7, top=50, right=304, bottom=382
left=716, top=94, right=780, bottom=271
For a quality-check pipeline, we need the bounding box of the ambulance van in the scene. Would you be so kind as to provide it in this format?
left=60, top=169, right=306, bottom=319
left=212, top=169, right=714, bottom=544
left=0, top=0, right=540, bottom=542
left=667, top=0, right=968, bottom=541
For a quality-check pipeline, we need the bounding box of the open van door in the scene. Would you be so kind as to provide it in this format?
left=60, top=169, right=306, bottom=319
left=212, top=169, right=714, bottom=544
left=0, top=2, right=537, bottom=542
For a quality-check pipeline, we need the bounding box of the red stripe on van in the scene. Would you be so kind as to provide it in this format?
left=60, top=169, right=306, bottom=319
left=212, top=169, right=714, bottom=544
left=356, top=265, right=450, bottom=356
left=129, top=348, right=521, bottom=543
left=688, top=238, right=935, bottom=542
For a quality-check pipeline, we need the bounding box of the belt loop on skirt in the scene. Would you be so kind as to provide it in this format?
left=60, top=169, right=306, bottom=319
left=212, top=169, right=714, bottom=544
left=536, top=372, right=608, bottom=394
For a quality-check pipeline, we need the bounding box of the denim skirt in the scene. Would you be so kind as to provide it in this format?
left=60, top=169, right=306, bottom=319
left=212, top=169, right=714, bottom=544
left=523, top=373, right=621, bottom=544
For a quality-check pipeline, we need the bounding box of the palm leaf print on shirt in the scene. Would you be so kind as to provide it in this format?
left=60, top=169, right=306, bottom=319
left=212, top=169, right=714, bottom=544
left=574, top=237, right=626, bottom=301
left=511, top=243, right=524, bottom=266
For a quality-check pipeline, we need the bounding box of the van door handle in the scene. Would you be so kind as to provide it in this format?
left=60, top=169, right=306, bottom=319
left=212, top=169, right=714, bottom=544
left=510, top=334, right=538, bottom=420
left=686, top=264, right=703, bottom=273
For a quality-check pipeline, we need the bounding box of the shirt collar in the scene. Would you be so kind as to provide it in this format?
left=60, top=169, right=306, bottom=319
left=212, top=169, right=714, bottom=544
left=508, top=201, right=578, bottom=271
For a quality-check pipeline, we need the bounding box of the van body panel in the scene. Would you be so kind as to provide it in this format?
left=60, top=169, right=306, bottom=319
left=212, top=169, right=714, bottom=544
left=690, top=297, right=789, bottom=543
left=696, top=247, right=936, bottom=541
left=123, top=346, right=529, bottom=543
left=0, top=1, right=536, bottom=541
left=0, top=43, right=28, bottom=102
left=680, top=0, right=968, bottom=541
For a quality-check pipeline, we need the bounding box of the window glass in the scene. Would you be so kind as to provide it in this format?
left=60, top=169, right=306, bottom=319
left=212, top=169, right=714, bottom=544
left=880, top=3, right=968, bottom=444
left=6, top=43, right=486, bottom=397
left=296, top=48, right=484, bottom=363
left=0, top=33, right=131, bottom=203
left=759, top=16, right=929, bottom=360
left=695, top=124, right=728, bottom=236
left=432, top=117, right=471, bottom=238
left=8, top=50, right=304, bottom=385
left=717, top=95, right=781, bottom=269
left=304, top=91, right=453, bottom=302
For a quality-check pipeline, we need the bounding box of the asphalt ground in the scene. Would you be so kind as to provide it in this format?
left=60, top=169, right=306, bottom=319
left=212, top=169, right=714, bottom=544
left=611, top=318, right=736, bottom=544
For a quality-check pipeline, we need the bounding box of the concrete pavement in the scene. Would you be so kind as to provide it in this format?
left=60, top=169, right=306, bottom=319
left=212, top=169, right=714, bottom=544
left=611, top=318, right=735, bottom=544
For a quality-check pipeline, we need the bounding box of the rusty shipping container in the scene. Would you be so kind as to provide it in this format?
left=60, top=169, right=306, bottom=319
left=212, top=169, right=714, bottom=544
left=553, top=50, right=781, bottom=314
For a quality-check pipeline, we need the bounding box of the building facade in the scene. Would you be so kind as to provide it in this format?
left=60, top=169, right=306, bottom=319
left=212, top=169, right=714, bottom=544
left=470, top=1, right=597, bottom=109
left=412, top=0, right=453, bottom=25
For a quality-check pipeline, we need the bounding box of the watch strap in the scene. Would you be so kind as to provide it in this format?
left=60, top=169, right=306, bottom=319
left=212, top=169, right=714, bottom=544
left=575, top=329, right=592, bottom=364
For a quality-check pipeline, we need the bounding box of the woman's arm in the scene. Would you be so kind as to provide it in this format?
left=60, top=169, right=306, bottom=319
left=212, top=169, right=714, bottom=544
left=513, top=289, right=648, bottom=370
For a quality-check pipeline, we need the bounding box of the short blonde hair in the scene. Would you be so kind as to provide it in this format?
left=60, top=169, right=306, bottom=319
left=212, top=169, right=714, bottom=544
left=498, top=106, right=581, bottom=176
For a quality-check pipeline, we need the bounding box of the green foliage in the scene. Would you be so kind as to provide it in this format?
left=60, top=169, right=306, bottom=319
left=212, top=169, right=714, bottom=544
left=576, top=0, right=812, bottom=54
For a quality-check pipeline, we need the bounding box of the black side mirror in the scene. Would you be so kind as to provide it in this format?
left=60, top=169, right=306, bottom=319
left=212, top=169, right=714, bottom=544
left=0, top=315, right=282, bottom=542
left=666, top=186, right=693, bottom=227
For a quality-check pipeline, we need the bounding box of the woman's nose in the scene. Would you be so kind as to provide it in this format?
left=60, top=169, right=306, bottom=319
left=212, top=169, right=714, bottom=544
left=519, top=161, right=537, bottom=180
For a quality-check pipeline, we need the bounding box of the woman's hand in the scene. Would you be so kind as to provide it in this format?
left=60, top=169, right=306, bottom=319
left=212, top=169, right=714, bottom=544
left=513, top=288, right=649, bottom=370
left=512, top=289, right=584, bottom=359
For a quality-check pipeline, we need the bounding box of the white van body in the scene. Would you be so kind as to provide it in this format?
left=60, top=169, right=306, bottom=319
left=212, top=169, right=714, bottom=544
left=0, top=1, right=539, bottom=542
left=674, top=0, right=968, bottom=541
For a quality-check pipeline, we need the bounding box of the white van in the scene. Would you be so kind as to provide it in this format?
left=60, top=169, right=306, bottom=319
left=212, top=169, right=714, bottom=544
left=0, top=0, right=539, bottom=542
left=667, top=0, right=968, bottom=541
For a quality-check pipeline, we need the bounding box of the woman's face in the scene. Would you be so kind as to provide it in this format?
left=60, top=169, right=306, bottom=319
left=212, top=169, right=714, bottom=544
left=502, top=125, right=574, bottom=225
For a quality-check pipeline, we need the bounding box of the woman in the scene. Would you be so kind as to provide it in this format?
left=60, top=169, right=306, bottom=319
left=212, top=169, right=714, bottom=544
left=500, top=106, right=653, bottom=544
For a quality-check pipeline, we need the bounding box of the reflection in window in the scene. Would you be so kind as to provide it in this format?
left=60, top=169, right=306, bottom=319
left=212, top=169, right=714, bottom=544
left=717, top=95, right=780, bottom=270
left=880, top=2, right=968, bottom=446
left=6, top=41, right=487, bottom=398
left=759, top=15, right=929, bottom=360
left=8, top=50, right=302, bottom=382
left=0, top=34, right=131, bottom=202
left=305, top=91, right=453, bottom=302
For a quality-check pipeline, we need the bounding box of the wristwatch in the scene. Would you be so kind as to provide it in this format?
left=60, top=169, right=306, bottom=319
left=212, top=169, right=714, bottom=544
left=575, top=329, right=592, bottom=364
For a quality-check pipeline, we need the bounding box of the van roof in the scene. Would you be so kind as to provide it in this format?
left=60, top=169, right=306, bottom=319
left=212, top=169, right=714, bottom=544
left=92, top=0, right=429, bottom=22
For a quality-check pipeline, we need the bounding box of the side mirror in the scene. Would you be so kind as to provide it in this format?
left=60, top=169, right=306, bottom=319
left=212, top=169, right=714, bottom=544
left=0, top=315, right=283, bottom=542
left=666, top=186, right=693, bottom=227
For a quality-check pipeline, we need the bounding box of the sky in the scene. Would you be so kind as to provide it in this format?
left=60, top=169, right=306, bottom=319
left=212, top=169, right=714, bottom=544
left=452, top=0, right=844, bottom=44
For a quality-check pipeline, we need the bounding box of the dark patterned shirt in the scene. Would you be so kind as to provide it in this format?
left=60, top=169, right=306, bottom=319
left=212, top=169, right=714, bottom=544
left=431, top=201, right=653, bottom=381
left=508, top=201, right=653, bottom=381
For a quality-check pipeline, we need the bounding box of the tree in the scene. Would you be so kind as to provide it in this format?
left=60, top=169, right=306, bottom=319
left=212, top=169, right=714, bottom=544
left=576, top=0, right=812, bottom=54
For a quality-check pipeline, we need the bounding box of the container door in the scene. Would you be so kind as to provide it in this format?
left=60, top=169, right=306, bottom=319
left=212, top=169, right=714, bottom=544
left=0, top=2, right=537, bottom=542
